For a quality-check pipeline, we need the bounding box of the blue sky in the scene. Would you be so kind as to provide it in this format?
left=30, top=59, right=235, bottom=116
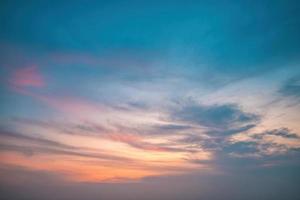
left=0, top=1, right=300, bottom=200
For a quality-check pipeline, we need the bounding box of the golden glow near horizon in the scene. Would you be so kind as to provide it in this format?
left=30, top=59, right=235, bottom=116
left=1, top=53, right=300, bottom=184
left=1, top=72, right=300, bottom=183
left=0, top=126, right=213, bottom=182
left=0, top=99, right=214, bottom=182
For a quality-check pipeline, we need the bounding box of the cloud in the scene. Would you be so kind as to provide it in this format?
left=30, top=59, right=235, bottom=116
left=223, top=141, right=258, bottom=155
left=33, top=95, right=107, bottom=118
left=136, top=123, right=193, bottom=136
left=0, top=128, right=77, bottom=150
left=12, top=117, right=109, bottom=137
left=168, top=101, right=299, bottom=165
left=258, top=128, right=299, bottom=139
left=173, top=103, right=259, bottom=129
left=106, top=132, right=186, bottom=153
left=167, top=101, right=265, bottom=162
left=227, top=128, right=300, bottom=158
left=9, top=65, right=45, bottom=88
left=12, top=118, right=186, bottom=153
left=278, top=76, right=300, bottom=99
left=177, top=124, right=300, bottom=165
left=0, top=143, right=130, bottom=162
left=9, top=88, right=109, bottom=120
left=206, top=124, right=257, bottom=136
left=0, top=127, right=130, bottom=161
left=172, top=102, right=260, bottom=152
left=152, top=124, right=192, bottom=132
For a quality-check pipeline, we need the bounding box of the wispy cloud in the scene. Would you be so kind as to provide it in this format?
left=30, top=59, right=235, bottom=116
left=171, top=102, right=259, bottom=130
left=11, top=117, right=191, bottom=153
left=278, top=75, right=300, bottom=100
left=9, top=65, right=45, bottom=89
left=0, top=127, right=130, bottom=161
left=253, top=128, right=299, bottom=139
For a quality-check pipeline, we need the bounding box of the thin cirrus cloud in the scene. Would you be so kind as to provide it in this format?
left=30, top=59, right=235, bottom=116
left=7, top=67, right=108, bottom=120
left=278, top=75, right=300, bottom=99
left=10, top=117, right=196, bottom=154
left=0, top=127, right=132, bottom=162
left=0, top=126, right=205, bottom=183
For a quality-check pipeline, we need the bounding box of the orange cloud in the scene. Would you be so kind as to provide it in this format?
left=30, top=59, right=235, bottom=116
left=0, top=152, right=156, bottom=183
left=35, top=95, right=107, bottom=117
left=106, top=133, right=175, bottom=152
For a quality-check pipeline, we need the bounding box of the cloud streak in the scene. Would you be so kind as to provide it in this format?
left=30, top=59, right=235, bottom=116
left=278, top=75, right=300, bottom=100
left=172, top=102, right=259, bottom=130
left=0, top=127, right=131, bottom=162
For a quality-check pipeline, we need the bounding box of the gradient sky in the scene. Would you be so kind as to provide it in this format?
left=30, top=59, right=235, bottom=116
left=1, top=0, right=300, bottom=200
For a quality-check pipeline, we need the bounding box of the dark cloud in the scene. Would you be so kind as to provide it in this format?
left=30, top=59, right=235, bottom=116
left=177, top=134, right=204, bottom=144
left=223, top=141, right=258, bottom=155
left=223, top=130, right=298, bottom=157
left=153, top=124, right=192, bottom=132
left=170, top=102, right=260, bottom=154
left=177, top=126, right=300, bottom=167
left=220, top=128, right=299, bottom=160
left=278, top=76, right=300, bottom=99
left=176, top=134, right=222, bottom=151
left=171, top=103, right=298, bottom=160
left=253, top=128, right=299, bottom=139
left=142, top=123, right=193, bottom=136
left=206, top=124, right=256, bottom=136
left=170, top=102, right=262, bottom=158
left=172, top=103, right=259, bottom=130
left=126, top=101, right=149, bottom=110
left=263, top=128, right=299, bottom=139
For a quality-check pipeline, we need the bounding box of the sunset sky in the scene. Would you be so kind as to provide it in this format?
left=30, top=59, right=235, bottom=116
left=0, top=1, right=300, bottom=199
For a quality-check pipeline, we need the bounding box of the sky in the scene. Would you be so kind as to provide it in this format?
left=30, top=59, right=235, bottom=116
left=0, top=0, right=300, bottom=199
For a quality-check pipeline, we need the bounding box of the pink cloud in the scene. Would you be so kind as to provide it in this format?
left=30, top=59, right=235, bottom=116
left=37, top=95, right=107, bottom=117
left=10, top=65, right=45, bottom=88
left=107, top=133, right=171, bottom=152
left=9, top=71, right=107, bottom=120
